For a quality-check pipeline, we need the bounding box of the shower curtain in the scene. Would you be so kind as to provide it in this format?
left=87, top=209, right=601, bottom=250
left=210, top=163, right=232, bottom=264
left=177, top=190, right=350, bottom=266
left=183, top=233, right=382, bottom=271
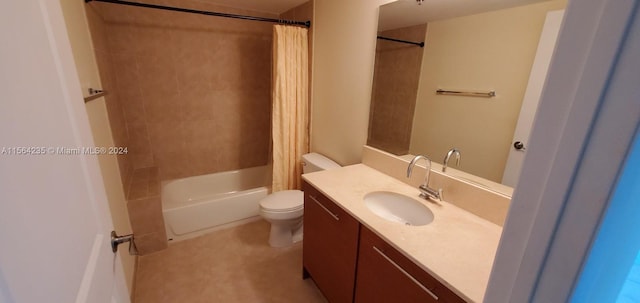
left=271, top=25, right=309, bottom=192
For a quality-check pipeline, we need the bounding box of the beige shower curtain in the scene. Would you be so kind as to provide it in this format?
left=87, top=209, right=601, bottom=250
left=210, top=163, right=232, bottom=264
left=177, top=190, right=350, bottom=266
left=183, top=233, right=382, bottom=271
left=271, top=25, right=309, bottom=192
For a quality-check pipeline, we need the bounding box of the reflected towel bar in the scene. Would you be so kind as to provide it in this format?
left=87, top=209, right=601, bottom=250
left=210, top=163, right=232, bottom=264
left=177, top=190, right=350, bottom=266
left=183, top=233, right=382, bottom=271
left=436, top=89, right=496, bottom=98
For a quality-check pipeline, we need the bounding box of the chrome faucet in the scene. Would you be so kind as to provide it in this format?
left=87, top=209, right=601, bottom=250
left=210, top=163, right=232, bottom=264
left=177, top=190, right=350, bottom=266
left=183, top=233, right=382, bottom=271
left=442, top=148, right=461, bottom=173
left=406, top=155, right=443, bottom=201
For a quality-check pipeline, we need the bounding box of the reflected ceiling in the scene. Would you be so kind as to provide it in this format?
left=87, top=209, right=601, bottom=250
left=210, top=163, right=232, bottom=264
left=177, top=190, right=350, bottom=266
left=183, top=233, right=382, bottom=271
left=203, top=0, right=309, bottom=14
left=379, top=0, right=550, bottom=30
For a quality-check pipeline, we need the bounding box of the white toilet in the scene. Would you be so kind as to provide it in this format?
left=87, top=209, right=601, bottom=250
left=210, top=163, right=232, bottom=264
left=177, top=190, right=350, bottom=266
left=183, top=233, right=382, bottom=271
left=259, top=153, right=340, bottom=247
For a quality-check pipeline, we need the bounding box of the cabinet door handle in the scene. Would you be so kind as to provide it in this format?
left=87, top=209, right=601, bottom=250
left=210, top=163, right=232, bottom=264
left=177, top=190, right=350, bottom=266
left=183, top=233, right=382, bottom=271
left=373, top=246, right=439, bottom=301
left=309, top=195, right=340, bottom=221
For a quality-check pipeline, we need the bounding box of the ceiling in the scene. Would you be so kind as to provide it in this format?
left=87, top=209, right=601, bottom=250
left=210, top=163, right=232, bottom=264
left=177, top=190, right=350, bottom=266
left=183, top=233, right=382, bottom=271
left=378, top=0, right=552, bottom=31
left=201, top=0, right=309, bottom=15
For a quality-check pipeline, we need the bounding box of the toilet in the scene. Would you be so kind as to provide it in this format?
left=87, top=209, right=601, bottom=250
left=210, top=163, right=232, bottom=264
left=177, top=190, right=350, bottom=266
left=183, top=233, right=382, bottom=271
left=259, top=153, right=341, bottom=247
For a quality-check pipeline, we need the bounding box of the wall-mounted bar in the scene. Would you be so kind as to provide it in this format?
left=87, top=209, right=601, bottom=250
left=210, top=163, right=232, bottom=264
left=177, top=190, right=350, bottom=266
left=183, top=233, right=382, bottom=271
left=436, top=89, right=496, bottom=98
left=85, top=0, right=311, bottom=27
left=84, top=88, right=108, bottom=103
left=377, top=36, right=424, bottom=47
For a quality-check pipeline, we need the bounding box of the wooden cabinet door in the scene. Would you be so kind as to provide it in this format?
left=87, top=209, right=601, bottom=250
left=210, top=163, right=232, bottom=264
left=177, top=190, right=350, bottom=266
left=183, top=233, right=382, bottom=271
left=355, top=226, right=467, bottom=303
left=303, top=181, right=360, bottom=303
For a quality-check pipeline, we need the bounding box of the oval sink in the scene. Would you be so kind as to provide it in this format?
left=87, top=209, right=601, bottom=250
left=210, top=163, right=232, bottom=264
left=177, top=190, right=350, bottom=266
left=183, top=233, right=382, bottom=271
left=363, top=191, right=434, bottom=226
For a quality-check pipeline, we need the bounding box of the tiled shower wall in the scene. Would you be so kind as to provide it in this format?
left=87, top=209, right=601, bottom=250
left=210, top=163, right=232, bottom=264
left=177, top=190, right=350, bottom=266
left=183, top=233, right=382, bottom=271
left=88, top=0, right=272, bottom=181
left=368, top=24, right=427, bottom=155
left=85, top=4, right=132, bottom=187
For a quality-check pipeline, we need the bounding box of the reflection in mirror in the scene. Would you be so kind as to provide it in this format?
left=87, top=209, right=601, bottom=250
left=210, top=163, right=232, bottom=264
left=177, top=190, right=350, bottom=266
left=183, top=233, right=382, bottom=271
left=368, top=24, right=427, bottom=156
left=367, top=0, right=567, bottom=191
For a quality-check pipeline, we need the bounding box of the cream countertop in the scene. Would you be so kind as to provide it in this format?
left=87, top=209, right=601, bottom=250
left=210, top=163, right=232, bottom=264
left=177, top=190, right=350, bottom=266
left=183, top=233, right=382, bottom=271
left=302, top=164, right=502, bottom=303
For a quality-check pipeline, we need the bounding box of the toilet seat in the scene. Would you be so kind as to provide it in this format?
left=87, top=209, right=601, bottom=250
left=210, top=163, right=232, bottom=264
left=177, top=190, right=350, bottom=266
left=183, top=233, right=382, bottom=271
left=259, top=190, right=303, bottom=212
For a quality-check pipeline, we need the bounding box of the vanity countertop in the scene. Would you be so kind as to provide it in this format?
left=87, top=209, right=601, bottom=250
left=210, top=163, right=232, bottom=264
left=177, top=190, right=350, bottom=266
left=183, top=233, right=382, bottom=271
left=302, top=164, right=503, bottom=303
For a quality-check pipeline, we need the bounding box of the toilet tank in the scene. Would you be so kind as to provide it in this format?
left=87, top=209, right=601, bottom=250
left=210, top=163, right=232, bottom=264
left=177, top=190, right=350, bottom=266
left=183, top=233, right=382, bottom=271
left=301, top=153, right=340, bottom=174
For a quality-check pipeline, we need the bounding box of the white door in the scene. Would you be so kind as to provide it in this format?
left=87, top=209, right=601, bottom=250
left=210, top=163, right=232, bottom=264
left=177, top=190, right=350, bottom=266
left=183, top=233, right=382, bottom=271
left=502, top=10, right=564, bottom=187
left=0, top=1, right=128, bottom=303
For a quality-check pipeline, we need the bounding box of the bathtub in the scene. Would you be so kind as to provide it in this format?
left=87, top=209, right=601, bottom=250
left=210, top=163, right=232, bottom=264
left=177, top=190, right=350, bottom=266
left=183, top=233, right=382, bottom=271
left=162, top=165, right=270, bottom=242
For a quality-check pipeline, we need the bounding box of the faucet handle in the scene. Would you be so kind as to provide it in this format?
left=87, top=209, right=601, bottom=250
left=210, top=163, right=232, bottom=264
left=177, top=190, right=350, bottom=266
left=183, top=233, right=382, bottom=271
left=418, top=185, right=443, bottom=201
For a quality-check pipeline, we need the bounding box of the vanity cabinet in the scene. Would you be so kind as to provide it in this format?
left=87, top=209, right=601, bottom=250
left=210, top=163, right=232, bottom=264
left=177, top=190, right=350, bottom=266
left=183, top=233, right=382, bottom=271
left=302, top=181, right=467, bottom=303
left=354, top=226, right=466, bottom=303
left=302, top=181, right=360, bottom=303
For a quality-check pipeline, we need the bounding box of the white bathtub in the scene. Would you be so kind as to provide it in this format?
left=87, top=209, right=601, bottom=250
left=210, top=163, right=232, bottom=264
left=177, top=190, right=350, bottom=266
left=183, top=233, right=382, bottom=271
left=162, top=165, right=270, bottom=242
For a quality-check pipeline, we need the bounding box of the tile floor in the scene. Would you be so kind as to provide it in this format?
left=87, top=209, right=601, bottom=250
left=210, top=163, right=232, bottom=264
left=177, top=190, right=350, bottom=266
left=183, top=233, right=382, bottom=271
left=133, top=220, right=327, bottom=303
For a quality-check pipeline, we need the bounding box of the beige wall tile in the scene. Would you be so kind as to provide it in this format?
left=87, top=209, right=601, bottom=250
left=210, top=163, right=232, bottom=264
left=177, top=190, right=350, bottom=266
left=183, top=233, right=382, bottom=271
left=187, top=149, right=218, bottom=176
left=183, top=120, right=216, bottom=152
left=127, top=197, right=163, bottom=233
left=111, top=53, right=140, bottom=96
left=155, top=151, right=191, bottom=180
left=126, top=122, right=152, bottom=154
left=127, top=195, right=168, bottom=255
left=175, top=51, right=213, bottom=93
left=147, top=122, right=186, bottom=154
left=143, top=92, right=183, bottom=123
left=132, top=27, right=174, bottom=58
left=180, top=88, right=215, bottom=121
left=131, top=167, right=150, bottom=181
left=85, top=5, right=108, bottom=52
left=135, top=232, right=169, bottom=255
left=121, top=93, right=145, bottom=124
left=131, top=153, right=155, bottom=169
left=137, top=55, right=178, bottom=97
left=95, top=0, right=273, bottom=180
left=128, top=181, right=149, bottom=200
left=107, top=24, right=137, bottom=55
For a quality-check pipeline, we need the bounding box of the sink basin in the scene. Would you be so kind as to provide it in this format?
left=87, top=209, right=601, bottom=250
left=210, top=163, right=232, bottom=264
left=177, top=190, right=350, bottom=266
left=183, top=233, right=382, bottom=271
left=363, top=191, right=434, bottom=226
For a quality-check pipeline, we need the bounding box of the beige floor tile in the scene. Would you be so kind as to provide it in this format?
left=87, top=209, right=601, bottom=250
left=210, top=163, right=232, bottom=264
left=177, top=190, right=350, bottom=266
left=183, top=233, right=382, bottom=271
left=134, top=220, right=327, bottom=303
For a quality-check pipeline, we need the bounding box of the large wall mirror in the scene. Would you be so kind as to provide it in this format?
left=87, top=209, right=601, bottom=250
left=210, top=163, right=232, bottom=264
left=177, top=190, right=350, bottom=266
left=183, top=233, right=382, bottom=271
left=368, top=0, right=567, bottom=192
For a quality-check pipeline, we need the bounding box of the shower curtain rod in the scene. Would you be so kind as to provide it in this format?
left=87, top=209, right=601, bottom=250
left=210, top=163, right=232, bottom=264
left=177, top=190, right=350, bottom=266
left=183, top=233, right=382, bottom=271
left=84, top=0, right=311, bottom=28
left=377, top=36, right=424, bottom=47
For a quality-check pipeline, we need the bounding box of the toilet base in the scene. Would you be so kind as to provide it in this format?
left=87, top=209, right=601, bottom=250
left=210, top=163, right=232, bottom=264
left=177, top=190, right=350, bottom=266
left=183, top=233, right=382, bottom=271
left=268, top=221, right=303, bottom=248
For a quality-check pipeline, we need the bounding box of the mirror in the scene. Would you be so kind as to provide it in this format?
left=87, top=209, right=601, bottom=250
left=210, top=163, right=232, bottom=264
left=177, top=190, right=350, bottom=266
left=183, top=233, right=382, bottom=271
left=368, top=0, right=567, bottom=192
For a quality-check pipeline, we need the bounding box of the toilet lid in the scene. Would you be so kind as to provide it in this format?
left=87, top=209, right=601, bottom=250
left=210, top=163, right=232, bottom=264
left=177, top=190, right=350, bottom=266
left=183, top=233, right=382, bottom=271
left=260, top=190, right=304, bottom=212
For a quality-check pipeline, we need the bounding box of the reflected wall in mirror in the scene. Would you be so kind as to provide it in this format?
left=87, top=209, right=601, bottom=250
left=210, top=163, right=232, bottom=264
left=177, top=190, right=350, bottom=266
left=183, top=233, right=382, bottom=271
left=368, top=24, right=427, bottom=155
left=368, top=0, right=567, bottom=188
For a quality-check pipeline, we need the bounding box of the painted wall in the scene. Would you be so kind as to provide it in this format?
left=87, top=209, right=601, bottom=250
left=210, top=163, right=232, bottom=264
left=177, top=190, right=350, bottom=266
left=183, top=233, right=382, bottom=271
left=89, top=0, right=272, bottom=180
left=409, top=0, right=566, bottom=182
left=58, top=0, right=135, bottom=295
left=311, top=0, right=381, bottom=165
